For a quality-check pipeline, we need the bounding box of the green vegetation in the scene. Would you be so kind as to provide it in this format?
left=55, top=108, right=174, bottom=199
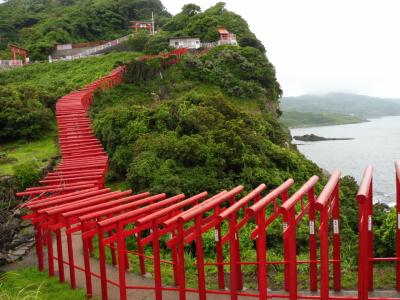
left=89, top=46, right=371, bottom=289
left=0, top=88, right=53, bottom=143
left=0, top=52, right=142, bottom=101
left=0, top=0, right=265, bottom=59
left=162, top=3, right=265, bottom=52
left=0, top=52, right=141, bottom=143
left=136, top=2, right=265, bottom=55
left=0, top=0, right=170, bottom=60
left=0, top=268, right=89, bottom=299
left=0, top=132, right=57, bottom=176
left=91, top=47, right=302, bottom=196
left=280, top=111, right=368, bottom=128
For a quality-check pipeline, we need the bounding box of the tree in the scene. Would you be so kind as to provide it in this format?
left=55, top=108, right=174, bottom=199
left=126, top=33, right=149, bottom=52
left=181, top=4, right=201, bottom=17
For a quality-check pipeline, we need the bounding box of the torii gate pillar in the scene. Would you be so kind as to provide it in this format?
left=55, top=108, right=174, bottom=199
left=9, top=45, right=29, bottom=64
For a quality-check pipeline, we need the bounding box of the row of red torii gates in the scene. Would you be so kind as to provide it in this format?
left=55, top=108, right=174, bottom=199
left=16, top=49, right=400, bottom=300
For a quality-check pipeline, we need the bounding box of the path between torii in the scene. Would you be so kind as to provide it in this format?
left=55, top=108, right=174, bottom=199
left=2, top=231, right=400, bottom=300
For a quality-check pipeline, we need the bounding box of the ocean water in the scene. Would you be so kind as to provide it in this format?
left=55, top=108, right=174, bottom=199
left=291, top=116, right=400, bottom=205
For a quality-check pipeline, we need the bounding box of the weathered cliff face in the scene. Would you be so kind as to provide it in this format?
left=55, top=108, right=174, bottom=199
left=0, top=158, right=57, bottom=265
left=0, top=176, right=33, bottom=264
left=266, top=100, right=280, bottom=117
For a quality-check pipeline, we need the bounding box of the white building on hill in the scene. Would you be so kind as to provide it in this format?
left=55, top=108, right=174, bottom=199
left=169, top=37, right=201, bottom=49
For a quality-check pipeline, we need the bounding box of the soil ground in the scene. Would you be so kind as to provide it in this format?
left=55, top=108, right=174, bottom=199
left=2, top=232, right=400, bottom=300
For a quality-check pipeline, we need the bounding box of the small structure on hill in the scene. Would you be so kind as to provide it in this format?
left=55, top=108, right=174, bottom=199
left=131, top=13, right=155, bottom=35
left=169, top=37, right=201, bottom=49
left=9, top=45, right=29, bottom=64
left=217, top=28, right=238, bottom=46
left=131, top=21, right=154, bottom=34
left=170, top=27, right=238, bottom=49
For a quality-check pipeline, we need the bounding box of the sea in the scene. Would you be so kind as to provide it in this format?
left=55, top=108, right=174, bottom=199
left=291, top=116, right=400, bottom=205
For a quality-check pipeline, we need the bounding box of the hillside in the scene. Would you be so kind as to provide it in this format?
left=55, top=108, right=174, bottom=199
left=0, top=51, right=141, bottom=178
left=281, top=93, right=400, bottom=118
left=0, top=0, right=170, bottom=59
left=90, top=46, right=319, bottom=195
left=281, top=111, right=368, bottom=128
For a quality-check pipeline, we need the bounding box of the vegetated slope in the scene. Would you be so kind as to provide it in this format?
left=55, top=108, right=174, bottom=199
left=0, top=0, right=170, bottom=59
left=0, top=52, right=141, bottom=183
left=281, top=111, right=367, bottom=128
left=91, top=48, right=304, bottom=195
left=0, top=51, right=140, bottom=143
left=90, top=47, right=384, bottom=287
left=281, top=93, right=400, bottom=118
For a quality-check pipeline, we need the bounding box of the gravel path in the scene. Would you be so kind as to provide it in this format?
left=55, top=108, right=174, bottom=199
left=2, top=234, right=400, bottom=300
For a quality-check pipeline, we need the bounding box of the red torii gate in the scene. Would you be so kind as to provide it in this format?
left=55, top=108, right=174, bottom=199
left=9, top=44, right=29, bottom=64
left=130, top=21, right=153, bottom=34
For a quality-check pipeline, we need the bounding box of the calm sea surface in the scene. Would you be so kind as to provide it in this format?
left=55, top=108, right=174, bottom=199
left=290, top=116, right=400, bottom=205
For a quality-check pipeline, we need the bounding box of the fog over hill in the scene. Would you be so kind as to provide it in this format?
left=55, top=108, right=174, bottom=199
left=281, top=93, right=400, bottom=118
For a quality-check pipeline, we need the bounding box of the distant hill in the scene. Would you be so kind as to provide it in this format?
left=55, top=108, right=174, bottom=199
left=281, top=93, right=400, bottom=118
left=281, top=111, right=367, bottom=128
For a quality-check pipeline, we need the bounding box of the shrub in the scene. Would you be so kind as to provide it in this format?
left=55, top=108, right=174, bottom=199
left=0, top=87, right=52, bottom=142
left=124, top=59, right=161, bottom=83
left=144, top=34, right=173, bottom=54
left=125, top=33, right=150, bottom=52
left=13, top=160, right=41, bottom=190
left=92, top=90, right=319, bottom=196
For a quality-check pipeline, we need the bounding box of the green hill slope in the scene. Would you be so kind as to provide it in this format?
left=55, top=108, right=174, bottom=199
left=0, top=0, right=170, bottom=59
left=0, top=51, right=140, bottom=177
left=91, top=46, right=311, bottom=195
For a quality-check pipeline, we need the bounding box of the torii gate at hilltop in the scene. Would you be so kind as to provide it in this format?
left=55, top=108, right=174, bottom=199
left=9, top=44, right=29, bottom=64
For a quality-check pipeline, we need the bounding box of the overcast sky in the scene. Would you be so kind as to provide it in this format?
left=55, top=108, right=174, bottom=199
left=163, top=0, right=400, bottom=98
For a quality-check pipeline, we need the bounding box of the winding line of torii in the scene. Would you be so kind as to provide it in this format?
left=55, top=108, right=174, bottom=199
left=15, top=50, right=400, bottom=300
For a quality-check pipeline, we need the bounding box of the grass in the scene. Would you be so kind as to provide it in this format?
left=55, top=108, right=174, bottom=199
left=0, top=268, right=90, bottom=300
left=90, top=231, right=399, bottom=292
left=280, top=111, right=368, bottom=128
left=0, top=130, right=58, bottom=176
left=1, top=52, right=142, bottom=95
left=105, top=180, right=130, bottom=191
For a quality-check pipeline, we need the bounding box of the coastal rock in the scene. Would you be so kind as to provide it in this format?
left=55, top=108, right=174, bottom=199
left=293, top=134, right=353, bottom=142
